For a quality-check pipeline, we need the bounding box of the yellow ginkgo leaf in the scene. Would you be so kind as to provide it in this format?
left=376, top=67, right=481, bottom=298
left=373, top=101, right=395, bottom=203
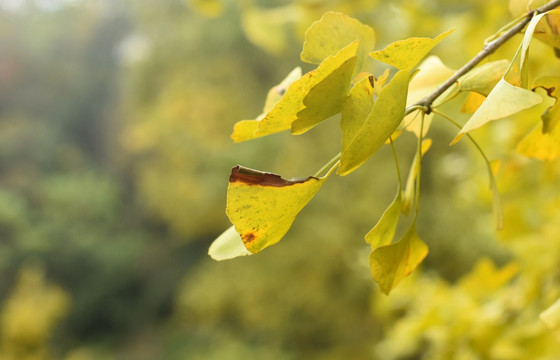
left=340, top=76, right=375, bottom=155
left=369, top=28, right=455, bottom=70
left=226, top=166, right=329, bottom=254
left=301, top=11, right=375, bottom=72
left=452, top=78, right=543, bottom=144
left=231, top=42, right=358, bottom=142
left=291, top=55, right=357, bottom=134
left=338, top=70, right=410, bottom=176
left=365, top=189, right=401, bottom=249
left=369, top=225, right=428, bottom=295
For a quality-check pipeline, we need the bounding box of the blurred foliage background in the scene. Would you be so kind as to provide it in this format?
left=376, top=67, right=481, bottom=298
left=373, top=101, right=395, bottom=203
left=0, top=0, right=559, bottom=359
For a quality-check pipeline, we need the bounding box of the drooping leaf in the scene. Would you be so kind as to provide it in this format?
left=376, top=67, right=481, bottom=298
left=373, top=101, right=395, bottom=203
left=540, top=298, right=560, bottom=330
left=256, top=41, right=359, bottom=139
left=519, top=12, right=548, bottom=84
left=338, top=70, right=410, bottom=176
left=340, top=76, right=375, bottom=155
left=401, top=139, right=432, bottom=215
left=369, top=224, right=428, bottom=295
left=452, top=78, right=543, bottom=144
left=532, top=76, right=560, bottom=133
left=301, top=11, right=375, bottom=72
left=291, top=55, right=357, bottom=134
left=458, top=60, right=509, bottom=96
left=369, top=29, right=455, bottom=70
left=517, top=121, right=560, bottom=160
left=226, top=166, right=328, bottom=254
left=209, top=225, right=252, bottom=261
left=365, top=189, right=402, bottom=249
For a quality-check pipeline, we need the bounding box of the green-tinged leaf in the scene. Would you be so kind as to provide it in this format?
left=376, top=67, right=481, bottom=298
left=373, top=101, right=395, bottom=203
left=532, top=76, right=560, bottom=133
left=519, top=12, right=548, bottom=79
left=209, top=225, right=252, bottom=261
left=452, top=78, right=543, bottom=144
left=365, top=190, right=401, bottom=249
left=340, top=76, right=375, bottom=154
left=517, top=121, right=560, bottom=160
left=458, top=60, right=509, bottom=96
left=263, top=67, right=302, bottom=113
left=540, top=298, right=560, bottom=330
left=254, top=41, right=359, bottom=138
left=291, top=56, right=357, bottom=134
left=241, top=7, right=291, bottom=55
left=369, top=28, right=454, bottom=70
left=369, top=224, right=428, bottom=295
left=403, top=56, right=455, bottom=137
left=401, top=139, right=431, bottom=215
left=338, top=70, right=409, bottom=176
left=226, top=166, right=328, bottom=253
left=301, top=11, right=375, bottom=72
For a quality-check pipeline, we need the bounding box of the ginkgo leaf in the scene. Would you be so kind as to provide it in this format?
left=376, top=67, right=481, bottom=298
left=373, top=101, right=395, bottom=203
left=301, top=11, right=375, bottom=72
left=226, top=166, right=328, bottom=254
left=458, top=60, right=509, bottom=96
left=403, top=56, right=455, bottom=137
left=369, top=28, right=455, bottom=70
left=401, top=139, right=432, bottom=215
left=369, top=224, right=428, bottom=295
left=263, top=67, right=302, bottom=113
left=291, top=56, right=357, bottom=134
left=540, top=298, right=560, bottom=330
left=517, top=121, right=560, bottom=160
left=532, top=76, right=560, bottom=133
left=340, top=76, right=375, bottom=154
left=258, top=42, right=359, bottom=138
left=452, top=78, right=543, bottom=144
left=365, top=189, right=402, bottom=249
left=338, top=70, right=409, bottom=176
left=209, top=225, right=252, bottom=261
left=231, top=119, right=260, bottom=143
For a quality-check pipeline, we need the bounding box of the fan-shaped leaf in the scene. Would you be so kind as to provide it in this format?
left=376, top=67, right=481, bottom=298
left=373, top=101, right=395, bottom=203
left=369, top=29, right=454, bottom=70
left=338, top=70, right=409, bottom=176
left=301, top=11, right=375, bottom=72
left=226, top=166, right=328, bottom=254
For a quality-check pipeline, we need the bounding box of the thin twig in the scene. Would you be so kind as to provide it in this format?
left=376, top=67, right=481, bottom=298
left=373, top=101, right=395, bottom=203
left=414, top=0, right=560, bottom=114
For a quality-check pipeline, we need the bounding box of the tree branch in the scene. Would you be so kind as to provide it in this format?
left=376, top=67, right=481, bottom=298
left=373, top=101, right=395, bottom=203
left=415, top=0, right=560, bottom=114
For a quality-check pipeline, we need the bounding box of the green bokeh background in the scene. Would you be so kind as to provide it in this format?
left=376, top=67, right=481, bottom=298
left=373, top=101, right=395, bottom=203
left=1, top=0, right=559, bottom=359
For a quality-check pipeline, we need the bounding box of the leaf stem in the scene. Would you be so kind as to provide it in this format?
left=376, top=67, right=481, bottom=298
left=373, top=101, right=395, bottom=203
left=413, top=113, right=425, bottom=221
left=389, top=137, right=402, bottom=188
left=414, top=0, right=560, bottom=113
left=314, top=152, right=341, bottom=177
left=433, top=109, right=504, bottom=229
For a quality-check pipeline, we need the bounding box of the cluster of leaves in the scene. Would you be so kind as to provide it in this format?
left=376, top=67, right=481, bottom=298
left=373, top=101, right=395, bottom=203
left=210, top=0, right=560, bottom=306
